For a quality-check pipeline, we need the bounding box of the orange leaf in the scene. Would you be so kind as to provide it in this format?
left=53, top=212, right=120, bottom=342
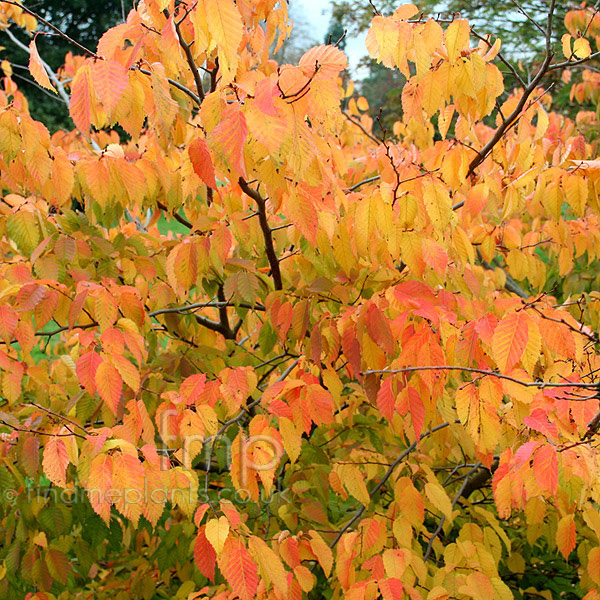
left=42, top=436, right=69, bottom=488
left=491, top=312, right=530, bottom=373
left=219, top=538, right=259, bottom=600
left=299, top=44, right=348, bottom=78
left=69, top=64, right=93, bottom=131
left=90, top=59, right=129, bottom=114
left=76, top=351, right=103, bottom=396
left=533, top=445, right=558, bottom=495
left=28, top=36, right=56, bottom=93
left=95, top=362, right=123, bottom=415
left=556, top=514, right=576, bottom=560
left=189, top=138, right=217, bottom=189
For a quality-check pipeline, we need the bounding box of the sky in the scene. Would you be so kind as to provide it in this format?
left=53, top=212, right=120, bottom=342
left=292, top=0, right=368, bottom=75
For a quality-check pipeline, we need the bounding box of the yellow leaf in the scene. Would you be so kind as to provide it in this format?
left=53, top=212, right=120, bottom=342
left=205, top=0, right=243, bottom=85
left=279, top=417, right=302, bottom=463
left=574, top=37, right=592, bottom=59
left=335, top=464, right=370, bottom=506
left=588, top=547, right=600, bottom=585
left=205, top=516, right=230, bottom=556
left=248, top=536, right=288, bottom=595
left=425, top=482, right=453, bottom=522
left=445, top=19, right=470, bottom=63
left=561, top=33, right=572, bottom=59
left=423, top=179, right=452, bottom=231
left=356, top=96, right=369, bottom=111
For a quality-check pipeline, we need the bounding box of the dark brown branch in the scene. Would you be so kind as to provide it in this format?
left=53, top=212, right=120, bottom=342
left=456, top=0, right=557, bottom=190
left=238, top=178, right=283, bottom=290
left=217, top=285, right=231, bottom=332
left=156, top=200, right=192, bottom=229
left=342, top=111, right=382, bottom=144
left=460, top=459, right=498, bottom=499
left=27, top=402, right=90, bottom=436
left=163, top=7, right=204, bottom=103
left=0, top=419, right=85, bottom=439
left=194, top=314, right=236, bottom=339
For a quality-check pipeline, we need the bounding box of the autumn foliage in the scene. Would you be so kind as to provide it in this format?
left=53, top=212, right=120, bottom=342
left=3, top=0, right=600, bottom=598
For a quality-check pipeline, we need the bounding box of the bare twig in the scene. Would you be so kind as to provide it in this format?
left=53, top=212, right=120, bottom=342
left=1, top=0, right=98, bottom=58
left=149, top=301, right=265, bottom=318
left=3, top=27, right=70, bottom=104
left=362, top=366, right=599, bottom=389
left=155, top=200, right=192, bottom=229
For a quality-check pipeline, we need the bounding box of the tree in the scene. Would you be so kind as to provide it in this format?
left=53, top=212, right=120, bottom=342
left=2, top=1, right=600, bottom=599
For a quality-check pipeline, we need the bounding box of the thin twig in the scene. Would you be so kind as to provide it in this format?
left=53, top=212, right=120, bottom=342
left=362, top=366, right=599, bottom=389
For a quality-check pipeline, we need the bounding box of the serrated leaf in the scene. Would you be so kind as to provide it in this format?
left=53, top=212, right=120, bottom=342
left=43, top=436, right=69, bottom=488
left=219, top=538, right=259, bottom=600
left=28, top=37, right=56, bottom=93
left=95, top=362, right=123, bottom=415
left=205, top=516, right=229, bottom=556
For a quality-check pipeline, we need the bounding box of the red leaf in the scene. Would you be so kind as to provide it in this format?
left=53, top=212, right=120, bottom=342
left=408, top=386, right=425, bottom=441
left=194, top=525, right=216, bottom=581
left=76, top=351, right=103, bottom=396
left=189, top=138, right=217, bottom=189
left=377, top=377, right=395, bottom=421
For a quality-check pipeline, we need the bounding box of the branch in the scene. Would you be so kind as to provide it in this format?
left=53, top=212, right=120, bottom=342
left=149, top=300, right=265, bottom=318
left=328, top=421, right=456, bottom=550
left=343, top=111, right=382, bottom=144
left=345, top=175, right=380, bottom=192
left=155, top=200, right=192, bottom=229
left=26, top=401, right=90, bottom=436
left=1, top=0, right=98, bottom=58
left=478, top=252, right=529, bottom=299
left=422, top=463, right=482, bottom=564
left=459, top=0, right=557, bottom=184
left=362, top=366, right=600, bottom=389
left=3, top=27, right=70, bottom=104
left=163, top=7, right=204, bottom=103
left=137, top=67, right=201, bottom=105
left=238, top=178, right=283, bottom=290
left=459, top=458, right=498, bottom=499
left=0, top=418, right=85, bottom=439
left=548, top=50, right=600, bottom=72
